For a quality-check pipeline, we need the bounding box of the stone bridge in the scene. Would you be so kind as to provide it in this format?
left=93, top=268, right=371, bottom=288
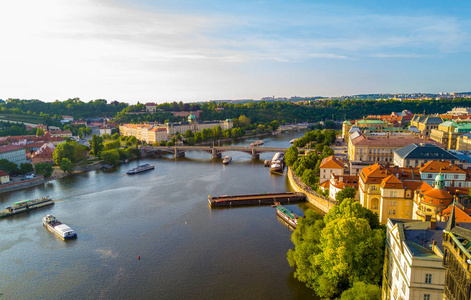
left=140, top=145, right=288, bottom=159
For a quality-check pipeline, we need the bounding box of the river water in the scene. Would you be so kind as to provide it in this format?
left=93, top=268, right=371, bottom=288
left=0, top=132, right=319, bottom=300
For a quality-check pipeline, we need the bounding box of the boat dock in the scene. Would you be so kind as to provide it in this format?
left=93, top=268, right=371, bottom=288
left=208, top=192, right=306, bottom=207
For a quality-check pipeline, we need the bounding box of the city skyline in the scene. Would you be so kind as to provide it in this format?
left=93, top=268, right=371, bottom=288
left=1, top=0, right=470, bottom=104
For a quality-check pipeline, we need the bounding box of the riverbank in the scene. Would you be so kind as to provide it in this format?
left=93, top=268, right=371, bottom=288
left=287, top=167, right=337, bottom=214
left=0, top=176, right=46, bottom=193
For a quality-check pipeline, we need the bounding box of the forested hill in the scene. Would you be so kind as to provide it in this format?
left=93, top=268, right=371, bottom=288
left=198, top=98, right=471, bottom=124
left=3, top=97, right=471, bottom=124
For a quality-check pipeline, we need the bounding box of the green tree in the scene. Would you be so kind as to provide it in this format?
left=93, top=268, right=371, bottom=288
left=336, top=187, right=357, bottom=204
left=59, top=158, right=75, bottom=173
left=53, top=142, right=75, bottom=165
left=100, top=149, right=120, bottom=166
left=103, top=140, right=120, bottom=151
left=340, top=281, right=381, bottom=300
left=19, top=163, right=34, bottom=175
left=34, top=162, right=53, bottom=178
left=36, top=127, right=45, bottom=136
left=0, top=159, right=20, bottom=175
left=89, top=134, right=104, bottom=156
left=285, top=146, right=298, bottom=166
left=269, top=120, right=280, bottom=131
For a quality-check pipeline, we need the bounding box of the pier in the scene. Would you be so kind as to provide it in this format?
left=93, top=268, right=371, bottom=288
left=208, top=192, right=306, bottom=207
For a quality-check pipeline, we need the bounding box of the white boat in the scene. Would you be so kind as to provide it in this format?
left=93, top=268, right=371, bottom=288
left=43, top=215, right=77, bottom=240
left=222, top=156, right=232, bottom=164
left=276, top=205, right=300, bottom=228
left=127, top=164, right=155, bottom=175
left=0, top=196, right=54, bottom=218
left=250, top=140, right=264, bottom=147
left=290, top=139, right=297, bottom=144
left=270, top=161, right=284, bottom=173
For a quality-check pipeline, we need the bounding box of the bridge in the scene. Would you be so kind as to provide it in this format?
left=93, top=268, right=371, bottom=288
left=140, top=145, right=288, bottom=159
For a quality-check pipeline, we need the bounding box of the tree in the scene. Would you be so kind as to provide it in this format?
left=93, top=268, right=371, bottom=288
left=34, top=162, right=53, bottom=178
left=270, top=120, right=280, bottom=131
left=59, top=158, right=75, bottom=173
left=287, top=199, right=385, bottom=298
left=100, top=149, right=120, bottom=166
left=336, top=187, right=357, bottom=204
left=89, top=134, right=104, bottom=156
left=53, top=142, right=75, bottom=165
left=285, top=146, right=298, bottom=166
left=19, top=163, right=34, bottom=175
left=0, top=159, right=19, bottom=175
left=340, top=281, right=381, bottom=300
left=36, top=127, right=45, bottom=136
left=103, top=140, right=120, bottom=151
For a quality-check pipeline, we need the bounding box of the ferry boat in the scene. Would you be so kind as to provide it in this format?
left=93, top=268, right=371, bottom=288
left=126, top=164, right=155, bottom=175
left=276, top=205, right=300, bottom=228
left=250, top=140, right=264, bottom=147
left=43, top=215, right=77, bottom=240
left=222, top=156, right=232, bottom=165
left=0, top=196, right=54, bottom=218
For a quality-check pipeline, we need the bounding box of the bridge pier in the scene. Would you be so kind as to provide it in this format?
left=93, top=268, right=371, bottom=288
left=251, top=149, right=259, bottom=160
left=212, top=148, right=221, bottom=159
left=175, top=150, right=185, bottom=158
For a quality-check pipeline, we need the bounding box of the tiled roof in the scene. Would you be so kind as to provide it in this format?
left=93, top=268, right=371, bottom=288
left=403, top=180, right=426, bottom=192
left=0, top=145, right=25, bottom=153
left=360, top=163, right=390, bottom=184
left=395, top=143, right=458, bottom=160
left=319, top=155, right=344, bottom=169
left=0, top=170, right=8, bottom=176
left=419, top=161, right=466, bottom=174
left=381, top=175, right=404, bottom=189
left=422, top=188, right=453, bottom=207
left=386, top=166, right=420, bottom=181
left=439, top=205, right=471, bottom=223
left=351, top=136, right=444, bottom=148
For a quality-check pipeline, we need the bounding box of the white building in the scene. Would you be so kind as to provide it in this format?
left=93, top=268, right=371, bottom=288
left=0, top=145, right=27, bottom=165
left=383, top=218, right=446, bottom=300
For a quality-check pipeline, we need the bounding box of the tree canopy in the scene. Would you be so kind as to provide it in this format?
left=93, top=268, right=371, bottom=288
left=287, top=199, right=385, bottom=298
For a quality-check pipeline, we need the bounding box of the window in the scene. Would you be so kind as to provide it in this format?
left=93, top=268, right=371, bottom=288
left=454, top=175, right=459, bottom=179
left=403, top=262, right=407, bottom=273
left=389, top=200, right=396, bottom=206
left=424, top=294, right=431, bottom=300
left=389, top=209, right=396, bottom=215
left=427, top=174, right=433, bottom=179
left=425, top=273, right=432, bottom=284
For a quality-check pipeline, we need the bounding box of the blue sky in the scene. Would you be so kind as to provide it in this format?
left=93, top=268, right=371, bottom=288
left=0, top=0, right=469, bottom=103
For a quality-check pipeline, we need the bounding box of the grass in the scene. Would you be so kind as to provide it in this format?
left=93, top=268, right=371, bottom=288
left=0, top=114, right=44, bottom=124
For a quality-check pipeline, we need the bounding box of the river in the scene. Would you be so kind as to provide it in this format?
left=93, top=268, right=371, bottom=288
left=0, top=132, right=319, bottom=299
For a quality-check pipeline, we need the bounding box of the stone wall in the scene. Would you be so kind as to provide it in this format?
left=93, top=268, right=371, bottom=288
left=287, top=167, right=337, bottom=214
left=0, top=176, right=46, bottom=193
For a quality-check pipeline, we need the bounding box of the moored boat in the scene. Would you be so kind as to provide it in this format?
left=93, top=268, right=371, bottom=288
left=0, top=196, right=54, bottom=218
left=250, top=140, right=264, bottom=147
left=276, top=205, right=300, bottom=228
left=222, top=156, right=232, bottom=164
left=127, top=164, right=155, bottom=175
left=290, top=138, right=297, bottom=144
left=270, top=161, right=284, bottom=173
left=43, top=215, right=77, bottom=240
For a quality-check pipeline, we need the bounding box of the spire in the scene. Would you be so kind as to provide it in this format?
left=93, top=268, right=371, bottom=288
left=445, top=198, right=456, bottom=232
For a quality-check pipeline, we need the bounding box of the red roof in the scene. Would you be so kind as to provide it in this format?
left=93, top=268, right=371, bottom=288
left=0, top=145, right=25, bottom=153
left=319, top=155, right=344, bottom=169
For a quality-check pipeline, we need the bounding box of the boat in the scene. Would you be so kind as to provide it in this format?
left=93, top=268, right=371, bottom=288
left=126, top=163, right=155, bottom=175
left=43, top=215, right=77, bottom=240
left=290, top=138, right=297, bottom=144
left=0, top=196, right=54, bottom=218
left=250, top=140, right=264, bottom=147
left=270, top=152, right=285, bottom=173
left=222, top=156, right=232, bottom=165
left=276, top=205, right=301, bottom=228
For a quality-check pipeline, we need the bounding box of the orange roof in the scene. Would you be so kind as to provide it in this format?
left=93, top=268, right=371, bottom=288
left=360, top=163, right=390, bottom=184
left=403, top=180, right=426, bottom=192
left=385, top=166, right=420, bottom=181
left=381, top=175, right=404, bottom=189
left=320, top=181, right=330, bottom=189
left=422, top=188, right=453, bottom=207
left=0, top=170, right=8, bottom=176
left=439, top=205, right=471, bottom=223
left=319, top=155, right=343, bottom=169
left=419, top=161, right=466, bottom=174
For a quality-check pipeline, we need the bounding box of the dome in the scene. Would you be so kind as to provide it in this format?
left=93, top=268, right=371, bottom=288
left=188, top=114, right=196, bottom=122
left=435, top=174, right=444, bottom=181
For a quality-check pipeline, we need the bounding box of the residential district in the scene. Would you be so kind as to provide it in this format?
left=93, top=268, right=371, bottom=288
left=3, top=105, right=471, bottom=299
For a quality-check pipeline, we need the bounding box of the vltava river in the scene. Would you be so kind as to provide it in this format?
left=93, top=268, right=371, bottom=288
left=0, top=132, right=319, bottom=299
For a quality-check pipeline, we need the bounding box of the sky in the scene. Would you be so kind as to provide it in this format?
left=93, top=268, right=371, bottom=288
left=0, top=0, right=470, bottom=104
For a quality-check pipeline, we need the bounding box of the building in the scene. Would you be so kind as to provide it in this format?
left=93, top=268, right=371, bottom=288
left=430, top=121, right=471, bottom=149
left=383, top=218, right=446, bottom=300
left=97, top=127, right=112, bottom=136
left=413, top=174, right=453, bottom=222
left=0, top=170, right=10, bottom=184
left=456, top=133, right=471, bottom=151
left=446, top=107, right=471, bottom=116
left=348, top=133, right=444, bottom=175
left=326, top=174, right=359, bottom=201
left=165, top=114, right=233, bottom=135
left=394, top=143, right=460, bottom=167
left=47, top=130, right=73, bottom=138
left=0, top=145, right=27, bottom=165
left=145, top=103, right=157, bottom=113
left=418, top=161, right=468, bottom=188
left=31, top=143, right=55, bottom=165
left=410, top=115, right=444, bottom=137
left=319, top=155, right=344, bottom=184
left=442, top=203, right=471, bottom=300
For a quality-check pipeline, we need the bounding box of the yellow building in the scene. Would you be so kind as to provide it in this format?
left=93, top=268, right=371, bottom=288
left=413, top=174, right=453, bottom=222
left=0, top=170, right=10, bottom=184
left=410, top=115, right=443, bottom=137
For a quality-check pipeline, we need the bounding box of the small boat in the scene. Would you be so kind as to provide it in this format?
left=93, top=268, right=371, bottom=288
left=250, top=140, right=264, bottom=147
left=127, top=164, right=155, bottom=175
left=270, top=161, right=284, bottom=173
left=43, top=215, right=77, bottom=240
left=264, top=159, right=271, bottom=167
left=0, top=196, right=54, bottom=218
left=290, top=138, right=297, bottom=144
left=222, top=156, right=232, bottom=164
left=102, top=164, right=113, bottom=169
left=276, top=205, right=301, bottom=228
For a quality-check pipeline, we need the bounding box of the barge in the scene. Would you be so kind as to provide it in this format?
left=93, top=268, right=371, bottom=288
left=43, top=215, right=77, bottom=240
left=276, top=205, right=301, bottom=228
left=127, top=164, right=155, bottom=175
left=208, top=192, right=306, bottom=207
left=0, top=196, right=54, bottom=218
